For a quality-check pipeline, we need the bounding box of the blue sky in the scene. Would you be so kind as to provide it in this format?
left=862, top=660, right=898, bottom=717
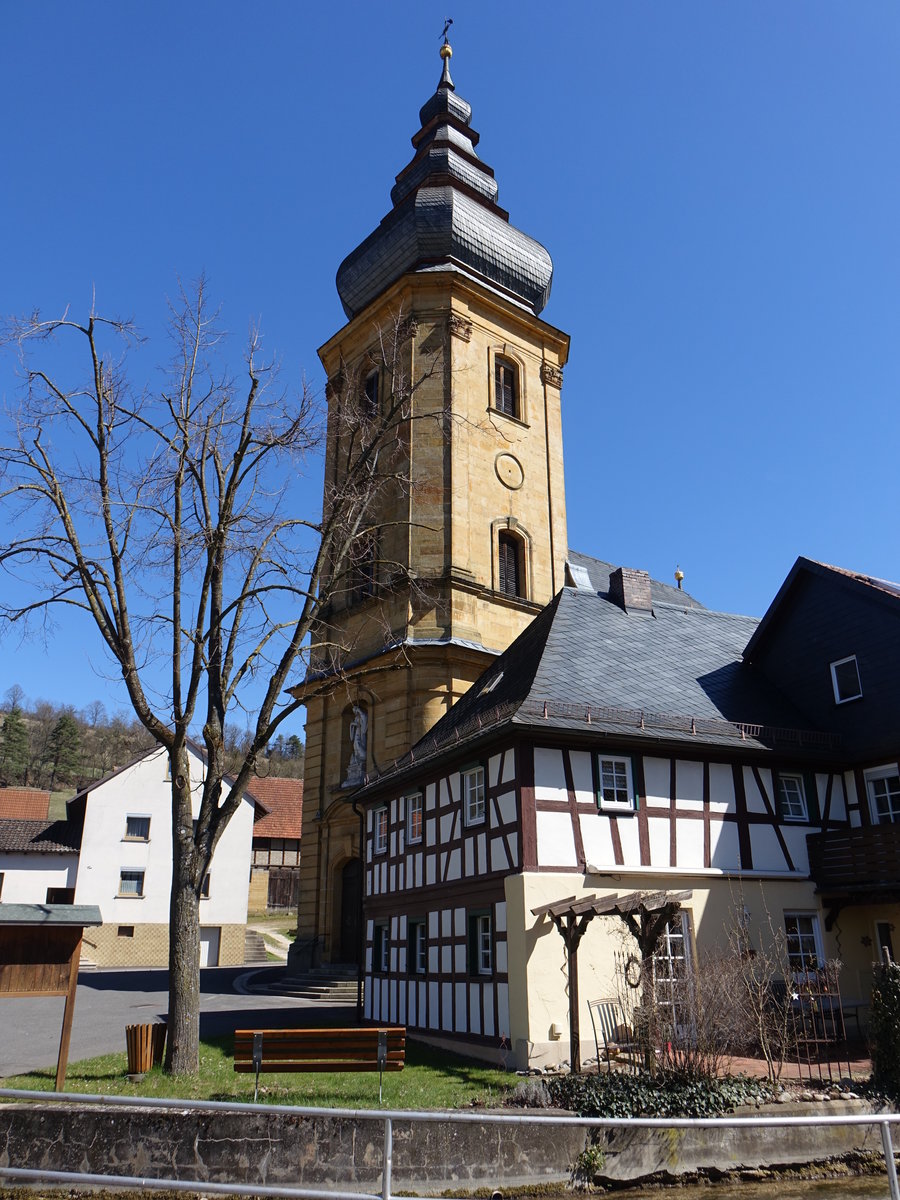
left=1, top=2, right=899, bottom=732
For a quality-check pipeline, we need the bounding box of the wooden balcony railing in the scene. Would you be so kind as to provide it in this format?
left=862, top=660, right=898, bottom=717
left=807, top=823, right=900, bottom=892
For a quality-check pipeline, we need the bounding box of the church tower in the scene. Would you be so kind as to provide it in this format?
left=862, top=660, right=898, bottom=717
left=294, top=40, right=570, bottom=965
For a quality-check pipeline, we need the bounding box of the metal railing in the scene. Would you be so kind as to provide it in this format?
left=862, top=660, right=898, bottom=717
left=1, top=1087, right=898, bottom=1200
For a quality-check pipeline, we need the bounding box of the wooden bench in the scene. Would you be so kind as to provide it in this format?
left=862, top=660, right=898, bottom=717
left=234, top=1026, right=406, bottom=1101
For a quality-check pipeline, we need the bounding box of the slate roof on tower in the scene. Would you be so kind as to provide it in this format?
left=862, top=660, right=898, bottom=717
left=335, top=39, right=554, bottom=319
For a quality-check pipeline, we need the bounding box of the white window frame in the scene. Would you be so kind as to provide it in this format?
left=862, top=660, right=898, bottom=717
left=408, top=919, right=426, bottom=975
left=462, top=766, right=486, bottom=826
left=373, top=806, right=388, bottom=855
left=406, top=792, right=423, bottom=844
left=830, top=655, right=862, bottom=704
left=776, top=773, right=808, bottom=822
left=597, top=755, right=635, bottom=811
left=124, top=814, right=151, bottom=841
left=784, top=911, right=823, bottom=974
left=471, top=912, right=493, bottom=976
left=374, top=922, right=389, bottom=973
left=866, top=765, right=900, bottom=825
left=118, top=869, right=145, bottom=898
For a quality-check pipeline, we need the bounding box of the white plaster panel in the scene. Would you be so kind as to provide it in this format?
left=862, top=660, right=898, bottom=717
left=782, top=826, right=810, bottom=873
left=426, top=783, right=436, bottom=810
left=407, top=981, right=416, bottom=1027
left=534, top=747, right=568, bottom=803
left=442, top=909, right=451, bottom=936
left=380, top=862, right=387, bottom=892
left=617, top=816, right=641, bottom=863
left=497, top=791, right=517, bottom=824
left=743, top=766, right=769, bottom=815
left=441, top=813, right=454, bottom=840
left=429, top=982, right=439, bottom=1029
left=447, top=848, right=461, bottom=879
left=426, top=818, right=436, bottom=845
left=416, top=856, right=423, bottom=888
left=390, top=799, right=397, bottom=824
left=646, top=796, right=669, bottom=809
left=648, top=816, right=670, bottom=867
left=455, top=944, right=466, bottom=973
left=448, top=774, right=460, bottom=805
left=426, top=855, right=436, bottom=885
left=709, top=819, right=740, bottom=868
left=709, top=762, right=735, bottom=813
left=580, top=814, right=616, bottom=866
left=455, top=982, right=467, bottom=1031
left=490, top=837, right=506, bottom=872
left=389, top=865, right=395, bottom=891
left=428, top=946, right=439, bottom=973
left=496, top=940, right=508, bottom=973
left=399, top=915, right=407, bottom=937
left=483, top=988, right=495, bottom=1037
left=442, top=982, right=453, bottom=1031
left=390, top=831, right=396, bottom=857
left=364, top=988, right=372, bottom=1020
left=676, top=818, right=704, bottom=869
left=508, top=832, right=519, bottom=868
left=831, top=775, right=848, bottom=822
left=535, top=810, right=577, bottom=867
left=676, top=759, right=703, bottom=806
left=489, top=754, right=501, bottom=788
left=465, top=839, right=474, bottom=875
left=751, top=824, right=789, bottom=871
left=570, top=750, right=593, bottom=803
left=429, top=911, right=439, bottom=938
left=643, top=757, right=669, bottom=806
left=469, top=984, right=481, bottom=1034
left=498, top=983, right=510, bottom=1040
left=398, top=862, right=405, bottom=891
left=478, top=833, right=487, bottom=874
left=390, top=979, right=398, bottom=1022
left=419, top=981, right=427, bottom=1027
left=442, top=946, right=452, bottom=973
left=496, top=901, right=507, bottom=933
left=455, top=907, right=466, bottom=935
left=399, top=985, right=406, bottom=1025
left=501, top=752, right=515, bottom=785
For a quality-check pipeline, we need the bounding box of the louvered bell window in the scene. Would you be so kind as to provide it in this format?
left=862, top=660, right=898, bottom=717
left=494, top=359, right=518, bottom=417
left=498, top=532, right=522, bottom=597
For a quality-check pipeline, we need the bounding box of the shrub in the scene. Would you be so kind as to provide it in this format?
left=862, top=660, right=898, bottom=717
left=545, top=1070, right=771, bottom=1119
left=870, top=960, right=900, bottom=1099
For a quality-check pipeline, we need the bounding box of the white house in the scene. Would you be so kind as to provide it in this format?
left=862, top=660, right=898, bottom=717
left=0, top=820, right=79, bottom=905
left=68, top=744, right=256, bottom=967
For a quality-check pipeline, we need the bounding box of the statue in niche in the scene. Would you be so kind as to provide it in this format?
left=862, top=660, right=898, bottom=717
left=344, top=705, right=368, bottom=786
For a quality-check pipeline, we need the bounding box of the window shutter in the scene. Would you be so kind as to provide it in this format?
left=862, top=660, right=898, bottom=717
left=498, top=533, right=520, bottom=597
left=804, top=771, right=820, bottom=823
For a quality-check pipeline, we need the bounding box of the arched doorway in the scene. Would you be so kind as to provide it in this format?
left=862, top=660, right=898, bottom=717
left=339, top=858, right=362, bottom=964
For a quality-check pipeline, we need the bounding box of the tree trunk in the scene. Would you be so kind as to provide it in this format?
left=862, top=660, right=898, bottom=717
left=164, top=759, right=200, bottom=1074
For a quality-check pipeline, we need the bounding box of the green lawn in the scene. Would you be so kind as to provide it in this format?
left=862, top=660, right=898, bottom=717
left=1, top=1035, right=516, bottom=1110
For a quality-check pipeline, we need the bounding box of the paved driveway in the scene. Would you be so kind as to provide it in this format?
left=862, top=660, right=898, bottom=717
left=0, top=966, right=331, bottom=1078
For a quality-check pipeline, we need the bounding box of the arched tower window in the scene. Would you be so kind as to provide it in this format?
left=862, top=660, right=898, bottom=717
left=363, top=369, right=379, bottom=419
left=494, top=357, right=518, bottom=418
left=498, top=530, right=524, bottom=598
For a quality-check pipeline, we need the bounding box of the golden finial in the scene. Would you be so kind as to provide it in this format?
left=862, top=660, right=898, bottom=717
left=674, top=566, right=684, bottom=590
left=439, top=19, right=454, bottom=87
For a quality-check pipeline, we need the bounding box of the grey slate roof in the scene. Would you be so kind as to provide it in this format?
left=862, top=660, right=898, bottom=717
left=566, top=550, right=702, bottom=610
left=0, top=818, right=80, bottom=854
left=357, top=586, right=836, bottom=799
left=335, top=48, right=553, bottom=319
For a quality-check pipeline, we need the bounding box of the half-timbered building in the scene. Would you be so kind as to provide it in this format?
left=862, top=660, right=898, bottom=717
left=353, top=557, right=900, bottom=1070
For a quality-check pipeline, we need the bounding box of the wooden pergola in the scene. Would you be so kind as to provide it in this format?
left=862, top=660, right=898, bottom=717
left=531, top=889, right=692, bottom=1072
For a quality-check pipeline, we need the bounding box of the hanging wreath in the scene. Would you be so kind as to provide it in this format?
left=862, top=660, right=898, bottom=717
left=624, top=954, right=643, bottom=989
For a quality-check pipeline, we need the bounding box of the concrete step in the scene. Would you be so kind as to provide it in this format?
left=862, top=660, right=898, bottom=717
left=244, top=930, right=269, bottom=965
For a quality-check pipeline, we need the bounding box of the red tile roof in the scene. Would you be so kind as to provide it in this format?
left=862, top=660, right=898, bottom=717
left=248, top=777, right=304, bottom=840
left=0, top=788, right=50, bottom=820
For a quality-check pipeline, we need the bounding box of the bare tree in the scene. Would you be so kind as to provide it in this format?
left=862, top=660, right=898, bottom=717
left=0, top=279, right=436, bottom=1073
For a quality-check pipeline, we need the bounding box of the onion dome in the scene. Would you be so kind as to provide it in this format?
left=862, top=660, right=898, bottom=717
left=336, top=40, right=554, bottom=319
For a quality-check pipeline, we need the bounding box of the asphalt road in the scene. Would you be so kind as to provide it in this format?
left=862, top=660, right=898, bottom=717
left=0, top=966, right=332, bottom=1078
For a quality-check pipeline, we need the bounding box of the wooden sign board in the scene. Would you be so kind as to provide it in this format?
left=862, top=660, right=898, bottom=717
left=0, top=904, right=102, bottom=1091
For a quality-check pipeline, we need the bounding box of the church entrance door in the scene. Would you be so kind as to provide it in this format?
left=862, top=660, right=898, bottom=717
left=340, top=858, right=362, bottom=963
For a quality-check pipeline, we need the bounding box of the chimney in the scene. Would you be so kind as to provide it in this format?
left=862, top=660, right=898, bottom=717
left=609, top=566, right=653, bottom=614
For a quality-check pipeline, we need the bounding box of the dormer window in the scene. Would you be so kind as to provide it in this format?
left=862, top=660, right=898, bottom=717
left=830, top=655, right=862, bottom=704
left=494, top=358, right=518, bottom=418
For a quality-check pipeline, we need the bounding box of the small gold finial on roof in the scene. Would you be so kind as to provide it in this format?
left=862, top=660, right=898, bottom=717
left=675, top=565, right=684, bottom=590
left=439, top=18, right=454, bottom=87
